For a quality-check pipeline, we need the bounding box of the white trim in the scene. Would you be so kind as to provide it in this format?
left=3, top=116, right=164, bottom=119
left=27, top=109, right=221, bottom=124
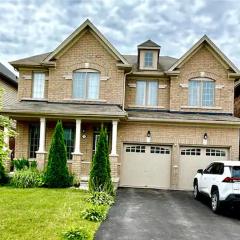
left=111, top=120, right=118, bottom=156
left=180, top=83, right=188, bottom=88
left=180, top=106, right=222, bottom=110
left=63, top=74, right=72, bottom=80
left=38, top=117, right=46, bottom=153
left=72, top=119, right=82, bottom=155
left=158, top=84, right=167, bottom=89
left=100, top=76, right=110, bottom=81
left=128, top=105, right=165, bottom=109
left=23, top=75, right=32, bottom=80
left=128, top=83, right=136, bottom=88
left=216, top=85, right=224, bottom=89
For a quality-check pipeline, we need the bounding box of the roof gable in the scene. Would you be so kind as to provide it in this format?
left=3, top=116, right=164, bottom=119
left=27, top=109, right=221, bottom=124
left=168, top=35, right=239, bottom=73
left=138, top=39, right=160, bottom=49
left=43, top=19, right=128, bottom=65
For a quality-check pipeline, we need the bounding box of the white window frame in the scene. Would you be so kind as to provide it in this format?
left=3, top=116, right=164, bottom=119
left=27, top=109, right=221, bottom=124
left=144, top=51, right=153, bottom=67
left=72, top=69, right=100, bottom=100
left=136, top=80, right=158, bottom=106
left=188, top=78, right=215, bottom=107
left=32, top=72, right=45, bottom=99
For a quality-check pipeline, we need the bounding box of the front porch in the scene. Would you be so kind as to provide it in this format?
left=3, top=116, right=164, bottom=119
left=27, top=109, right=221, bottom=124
left=14, top=117, right=120, bottom=184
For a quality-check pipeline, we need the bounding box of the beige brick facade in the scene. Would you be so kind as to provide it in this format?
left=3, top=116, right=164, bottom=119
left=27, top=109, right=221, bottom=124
left=9, top=21, right=240, bottom=190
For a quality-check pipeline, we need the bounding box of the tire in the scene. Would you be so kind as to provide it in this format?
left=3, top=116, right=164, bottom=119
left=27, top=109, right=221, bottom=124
left=211, top=191, right=221, bottom=213
left=193, top=182, right=200, bottom=200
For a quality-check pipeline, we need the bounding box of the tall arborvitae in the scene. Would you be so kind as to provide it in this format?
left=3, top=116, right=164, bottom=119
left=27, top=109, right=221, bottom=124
left=89, top=128, right=113, bottom=195
left=44, top=121, right=72, bottom=187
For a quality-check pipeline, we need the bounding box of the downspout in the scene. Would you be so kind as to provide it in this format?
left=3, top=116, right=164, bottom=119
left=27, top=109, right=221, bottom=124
left=122, top=69, right=133, bottom=111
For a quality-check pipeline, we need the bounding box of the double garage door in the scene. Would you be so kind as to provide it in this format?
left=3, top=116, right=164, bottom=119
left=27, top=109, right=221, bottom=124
left=120, top=144, right=228, bottom=190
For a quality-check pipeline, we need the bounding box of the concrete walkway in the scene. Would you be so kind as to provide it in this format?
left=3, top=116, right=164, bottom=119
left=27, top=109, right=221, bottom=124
left=95, top=188, right=240, bottom=240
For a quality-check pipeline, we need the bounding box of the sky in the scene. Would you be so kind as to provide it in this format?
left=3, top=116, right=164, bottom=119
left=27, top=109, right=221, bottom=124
left=1, top=0, right=240, bottom=74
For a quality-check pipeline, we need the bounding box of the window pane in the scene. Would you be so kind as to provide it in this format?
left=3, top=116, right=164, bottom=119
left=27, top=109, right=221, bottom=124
left=147, top=81, right=158, bottom=106
left=64, top=127, right=75, bottom=160
left=136, top=81, right=146, bottom=105
left=87, top=72, right=100, bottom=99
left=189, top=80, right=201, bottom=106
left=202, top=81, right=214, bottom=106
left=33, top=73, right=45, bottom=99
left=73, top=72, right=86, bottom=98
left=29, top=124, right=40, bottom=158
left=144, top=51, right=153, bottom=67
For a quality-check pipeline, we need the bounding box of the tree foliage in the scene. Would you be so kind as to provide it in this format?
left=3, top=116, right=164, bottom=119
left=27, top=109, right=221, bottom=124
left=89, top=128, right=113, bottom=195
left=44, top=121, right=72, bottom=187
left=0, top=88, right=16, bottom=183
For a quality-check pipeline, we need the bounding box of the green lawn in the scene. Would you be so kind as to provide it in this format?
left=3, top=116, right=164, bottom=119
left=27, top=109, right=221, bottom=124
left=0, top=187, right=103, bottom=240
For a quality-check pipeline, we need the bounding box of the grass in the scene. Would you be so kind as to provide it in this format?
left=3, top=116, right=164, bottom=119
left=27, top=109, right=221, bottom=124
left=0, top=186, right=106, bottom=240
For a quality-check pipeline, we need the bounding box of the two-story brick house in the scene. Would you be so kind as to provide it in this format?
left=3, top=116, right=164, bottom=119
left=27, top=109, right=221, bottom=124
left=3, top=19, right=240, bottom=190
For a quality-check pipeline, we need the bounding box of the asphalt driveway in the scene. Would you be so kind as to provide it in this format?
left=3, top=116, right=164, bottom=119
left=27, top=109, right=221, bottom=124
left=95, top=188, right=240, bottom=240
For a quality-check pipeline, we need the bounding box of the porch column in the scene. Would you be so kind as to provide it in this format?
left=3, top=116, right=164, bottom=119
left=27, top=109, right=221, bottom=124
left=110, top=120, right=118, bottom=156
left=72, top=119, right=83, bottom=180
left=109, top=120, right=119, bottom=187
left=73, top=119, right=82, bottom=154
left=38, top=117, right=46, bottom=153
left=36, top=117, right=46, bottom=170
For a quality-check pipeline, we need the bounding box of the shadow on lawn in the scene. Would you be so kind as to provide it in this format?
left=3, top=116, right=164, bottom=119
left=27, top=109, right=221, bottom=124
left=198, top=194, right=240, bottom=220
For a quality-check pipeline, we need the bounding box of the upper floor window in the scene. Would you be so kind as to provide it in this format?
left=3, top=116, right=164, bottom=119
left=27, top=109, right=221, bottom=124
left=144, top=51, right=153, bottom=67
left=136, top=80, right=158, bottom=106
left=73, top=69, right=100, bottom=100
left=32, top=72, right=45, bottom=99
left=188, top=78, right=215, bottom=107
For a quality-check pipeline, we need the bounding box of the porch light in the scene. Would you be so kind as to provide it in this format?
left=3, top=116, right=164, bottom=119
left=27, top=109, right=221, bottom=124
left=147, top=130, right=151, bottom=138
left=82, top=129, right=87, bottom=139
left=203, top=133, right=208, bottom=145
left=146, top=130, right=151, bottom=143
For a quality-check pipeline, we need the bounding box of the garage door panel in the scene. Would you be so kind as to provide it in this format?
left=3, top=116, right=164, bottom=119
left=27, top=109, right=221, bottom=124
left=120, top=144, right=171, bottom=189
left=179, top=147, right=228, bottom=190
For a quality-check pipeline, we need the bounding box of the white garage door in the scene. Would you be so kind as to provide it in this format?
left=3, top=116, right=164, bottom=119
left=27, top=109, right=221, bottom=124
left=179, top=147, right=229, bottom=190
left=120, top=144, right=172, bottom=189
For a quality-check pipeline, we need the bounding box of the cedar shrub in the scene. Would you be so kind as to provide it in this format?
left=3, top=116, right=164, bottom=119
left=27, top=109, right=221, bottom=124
left=44, top=121, right=72, bottom=187
left=89, top=128, right=113, bottom=195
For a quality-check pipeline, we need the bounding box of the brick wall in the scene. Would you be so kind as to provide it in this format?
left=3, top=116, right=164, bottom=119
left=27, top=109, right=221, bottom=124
left=170, top=45, right=234, bottom=113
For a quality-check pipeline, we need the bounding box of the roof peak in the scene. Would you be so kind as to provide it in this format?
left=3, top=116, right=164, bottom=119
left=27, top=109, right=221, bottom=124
left=138, top=39, right=160, bottom=49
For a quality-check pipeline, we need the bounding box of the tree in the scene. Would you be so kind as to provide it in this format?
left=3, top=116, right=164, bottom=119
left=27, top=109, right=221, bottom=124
left=0, top=88, right=15, bottom=183
left=44, top=121, right=72, bottom=187
left=89, top=128, right=113, bottom=195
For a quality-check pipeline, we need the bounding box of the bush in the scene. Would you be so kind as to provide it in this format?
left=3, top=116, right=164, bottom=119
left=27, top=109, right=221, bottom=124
left=44, top=121, right=72, bottom=188
left=11, top=169, right=44, bottom=188
left=81, top=205, right=107, bottom=222
left=89, top=128, right=113, bottom=195
left=30, top=160, right=37, bottom=169
left=88, top=192, right=114, bottom=206
left=62, top=228, right=90, bottom=240
left=0, top=162, right=8, bottom=184
left=13, top=158, right=29, bottom=170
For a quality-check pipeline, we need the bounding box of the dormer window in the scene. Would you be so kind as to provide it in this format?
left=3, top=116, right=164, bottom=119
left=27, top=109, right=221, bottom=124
left=137, top=40, right=160, bottom=70
left=144, top=51, right=153, bottom=67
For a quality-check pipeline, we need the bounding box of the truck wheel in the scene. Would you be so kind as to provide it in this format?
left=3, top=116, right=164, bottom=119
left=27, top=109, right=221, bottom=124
left=211, top=191, right=221, bottom=213
left=193, top=182, right=200, bottom=200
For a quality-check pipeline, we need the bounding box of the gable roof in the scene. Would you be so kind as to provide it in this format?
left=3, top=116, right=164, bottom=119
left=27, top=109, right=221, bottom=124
left=0, top=63, right=18, bottom=87
left=138, top=39, right=160, bottom=48
left=43, top=19, right=128, bottom=65
left=168, top=35, right=239, bottom=73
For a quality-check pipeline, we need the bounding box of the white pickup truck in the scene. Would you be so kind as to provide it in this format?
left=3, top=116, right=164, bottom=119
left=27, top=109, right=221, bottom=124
left=193, top=161, right=240, bottom=213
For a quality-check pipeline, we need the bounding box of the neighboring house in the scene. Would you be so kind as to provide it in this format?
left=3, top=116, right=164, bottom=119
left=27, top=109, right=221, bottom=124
left=0, top=63, right=18, bottom=107
left=2, top=19, right=240, bottom=190
left=0, top=63, right=18, bottom=170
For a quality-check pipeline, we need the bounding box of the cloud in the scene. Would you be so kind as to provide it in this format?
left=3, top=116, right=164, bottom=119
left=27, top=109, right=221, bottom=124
left=0, top=0, right=240, bottom=73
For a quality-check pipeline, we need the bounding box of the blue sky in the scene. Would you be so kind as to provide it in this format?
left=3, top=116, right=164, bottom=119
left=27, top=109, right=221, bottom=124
left=1, top=0, right=240, bottom=73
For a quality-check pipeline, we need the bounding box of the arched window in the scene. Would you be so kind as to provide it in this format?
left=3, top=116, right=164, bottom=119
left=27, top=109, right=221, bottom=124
left=73, top=69, right=100, bottom=100
left=188, top=78, right=215, bottom=107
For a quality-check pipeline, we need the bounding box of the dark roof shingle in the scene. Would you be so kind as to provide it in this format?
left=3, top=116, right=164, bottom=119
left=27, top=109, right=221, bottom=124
left=0, top=63, right=18, bottom=86
left=138, top=40, right=160, bottom=48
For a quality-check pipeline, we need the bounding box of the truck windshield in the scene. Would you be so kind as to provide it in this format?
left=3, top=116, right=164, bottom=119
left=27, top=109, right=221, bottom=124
left=231, top=166, right=240, bottom=177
